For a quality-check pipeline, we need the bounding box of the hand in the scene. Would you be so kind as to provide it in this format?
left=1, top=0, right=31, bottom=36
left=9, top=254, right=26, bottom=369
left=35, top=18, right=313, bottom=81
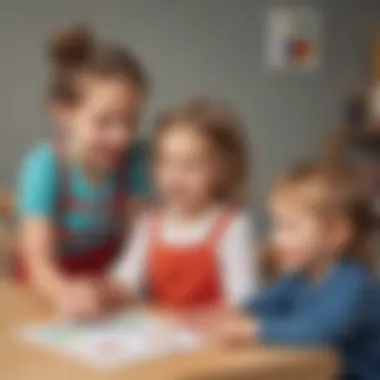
left=183, top=308, right=242, bottom=332
left=208, top=313, right=259, bottom=347
left=54, top=277, right=102, bottom=321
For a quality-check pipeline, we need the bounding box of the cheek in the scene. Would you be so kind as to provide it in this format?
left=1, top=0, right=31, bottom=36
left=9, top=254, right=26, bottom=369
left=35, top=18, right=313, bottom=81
left=274, top=232, right=301, bottom=263
left=186, top=167, right=215, bottom=193
left=155, top=164, right=175, bottom=189
left=273, top=224, right=318, bottom=269
left=301, top=224, right=324, bottom=252
left=69, top=112, right=97, bottom=143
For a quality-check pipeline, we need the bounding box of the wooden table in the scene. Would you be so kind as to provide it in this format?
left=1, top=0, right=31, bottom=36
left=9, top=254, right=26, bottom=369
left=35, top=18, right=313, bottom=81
left=0, top=283, right=340, bottom=380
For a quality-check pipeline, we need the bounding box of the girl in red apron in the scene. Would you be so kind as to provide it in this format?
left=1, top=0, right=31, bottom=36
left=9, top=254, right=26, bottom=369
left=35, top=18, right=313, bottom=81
left=15, top=26, right=148, bottom=318
left=107, top=100, right=259, bottom=311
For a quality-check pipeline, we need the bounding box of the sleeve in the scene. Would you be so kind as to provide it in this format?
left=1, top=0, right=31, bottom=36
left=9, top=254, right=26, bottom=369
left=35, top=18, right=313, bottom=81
left=258, top=270, right=369, bottom=347
left=17, top=145, right=59, bottom=217
left=243, top=275, right=298, bottom=317
left=218, top=212, right=260, bottom=307
left=127, top=142, right=150, bottom=197
left=111, top=214, right=149, bottom=295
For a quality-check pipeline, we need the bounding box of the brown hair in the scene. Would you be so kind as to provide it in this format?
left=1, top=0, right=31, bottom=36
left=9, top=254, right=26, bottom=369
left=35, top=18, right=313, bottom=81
left=272, top=161, right=375, bottom=267
left=48, top=25, right=147, bottom=105
left=152, top=99, right=250, bottom=204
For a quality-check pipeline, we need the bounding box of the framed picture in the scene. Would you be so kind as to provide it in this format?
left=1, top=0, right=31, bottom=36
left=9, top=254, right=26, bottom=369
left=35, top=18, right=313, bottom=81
left=265, top=6, right=321, bottom=72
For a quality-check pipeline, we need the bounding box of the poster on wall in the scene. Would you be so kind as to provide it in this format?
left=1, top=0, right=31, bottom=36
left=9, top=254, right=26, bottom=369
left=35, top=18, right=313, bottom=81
left=265, top=6, right=321, bottom=72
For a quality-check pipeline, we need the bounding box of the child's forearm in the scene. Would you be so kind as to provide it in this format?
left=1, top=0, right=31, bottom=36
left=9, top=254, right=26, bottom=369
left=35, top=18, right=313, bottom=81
left=27, top=254, right=68, bottom=302
left=20, top=219, right=67, bottom=302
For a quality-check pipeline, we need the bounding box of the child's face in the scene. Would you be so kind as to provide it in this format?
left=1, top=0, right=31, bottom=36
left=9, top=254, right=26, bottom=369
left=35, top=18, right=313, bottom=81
left=269, top=196, right=330, bottom=273
left=56, top=77, right=142, bottom=171
left=154, top=125, right=220, bottom=213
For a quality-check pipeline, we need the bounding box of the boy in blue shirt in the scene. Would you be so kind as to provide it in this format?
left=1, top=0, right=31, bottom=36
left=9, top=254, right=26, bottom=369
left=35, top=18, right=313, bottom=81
left=207, top=163, right=380, bottom=380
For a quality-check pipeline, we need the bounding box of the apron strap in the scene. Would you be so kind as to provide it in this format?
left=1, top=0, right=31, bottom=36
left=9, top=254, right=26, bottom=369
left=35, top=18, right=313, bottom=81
left=112, top=152, right=129, bottom=215
left=147, top=210, right=163, bottom=249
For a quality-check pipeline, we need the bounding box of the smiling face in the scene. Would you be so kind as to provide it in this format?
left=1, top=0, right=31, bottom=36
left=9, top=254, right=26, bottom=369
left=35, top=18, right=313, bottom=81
left=153, top=124, right=221, bottom=214
left=55, top=76, right=143, bottom=172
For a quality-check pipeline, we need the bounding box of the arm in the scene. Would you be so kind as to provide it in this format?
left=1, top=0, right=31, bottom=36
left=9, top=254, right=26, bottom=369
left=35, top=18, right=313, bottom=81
left=17, top=146, right=67, bottom=300
left=258, top=268, right=369, bottom=346
left=20, top=219, right=67, bottom=299
left=243, top=275, right=298, bottom=317
left=105, top=214, right=149, bottom=305
left=219, top=212, right=259, bottom=307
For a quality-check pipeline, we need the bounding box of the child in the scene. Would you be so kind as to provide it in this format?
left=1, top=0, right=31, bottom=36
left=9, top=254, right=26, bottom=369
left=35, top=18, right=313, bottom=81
left=108, top=100, right=259, bottom=309
left=16, top=26, right=148, bottom=318
left=208, top=163, right=380, bottom=380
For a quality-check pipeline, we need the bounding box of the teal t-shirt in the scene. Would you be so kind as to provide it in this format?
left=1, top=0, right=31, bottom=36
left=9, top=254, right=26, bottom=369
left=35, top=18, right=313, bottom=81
left=17, top=142, right=148, bottom=256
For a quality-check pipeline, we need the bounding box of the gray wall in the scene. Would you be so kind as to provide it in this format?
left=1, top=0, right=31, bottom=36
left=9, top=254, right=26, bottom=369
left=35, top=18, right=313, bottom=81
left=0, top=0, right=379, bottom=214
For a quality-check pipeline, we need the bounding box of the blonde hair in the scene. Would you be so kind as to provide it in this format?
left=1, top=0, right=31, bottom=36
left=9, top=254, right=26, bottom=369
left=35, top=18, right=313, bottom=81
left=152, top=99, right=250, bottom=204
left=272, top=162, right=374, bottom=267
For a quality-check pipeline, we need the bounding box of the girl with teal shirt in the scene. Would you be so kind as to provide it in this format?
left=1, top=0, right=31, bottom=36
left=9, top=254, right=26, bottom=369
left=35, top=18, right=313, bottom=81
left=15, top=26, right=149, bottom=319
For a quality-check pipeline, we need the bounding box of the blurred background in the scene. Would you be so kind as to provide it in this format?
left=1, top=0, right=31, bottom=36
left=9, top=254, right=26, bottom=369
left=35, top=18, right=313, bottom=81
left=0, top=0, right=379, bottom=232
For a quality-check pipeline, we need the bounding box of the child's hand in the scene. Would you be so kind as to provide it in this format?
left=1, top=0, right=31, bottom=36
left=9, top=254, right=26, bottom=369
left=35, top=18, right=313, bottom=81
left=55, top=278, right=102, bottom=321
left=183, top=308, right=240, bottom=331
left=207, top=313, right=258, bottom=347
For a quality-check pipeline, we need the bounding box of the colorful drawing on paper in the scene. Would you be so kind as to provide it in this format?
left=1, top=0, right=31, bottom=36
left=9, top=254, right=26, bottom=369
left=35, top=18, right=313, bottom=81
left=265, top=6, right=321, bottom=71
left=18, top=312, right=202, bottom=369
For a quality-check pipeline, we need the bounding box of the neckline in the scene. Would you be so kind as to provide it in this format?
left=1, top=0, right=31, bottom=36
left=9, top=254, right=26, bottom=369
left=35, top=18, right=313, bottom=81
left=163, top=205, right=222, bottom=231
left=151, top=206, right=233, bottom=249
left=72, top=164, right=113, bottom=195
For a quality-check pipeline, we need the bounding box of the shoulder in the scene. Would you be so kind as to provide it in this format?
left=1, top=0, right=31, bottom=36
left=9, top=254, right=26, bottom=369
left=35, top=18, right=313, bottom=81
left=20, top=142, right=57, bottom=174
left=17, top=143, right=59, bottom=214
left=330, top=261, right=372, bottom=293
left=224, top=209, right=256, bottom=238
left=334, top=261, right=369, bottom=281
left=219, top=208, right=258, bottom=257
left=18, top=142, right=58, bottom=184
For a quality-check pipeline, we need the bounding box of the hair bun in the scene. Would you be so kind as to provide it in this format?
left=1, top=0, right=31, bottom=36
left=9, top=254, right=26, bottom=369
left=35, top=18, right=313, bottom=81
left=48, top=25, right=94, bottom=69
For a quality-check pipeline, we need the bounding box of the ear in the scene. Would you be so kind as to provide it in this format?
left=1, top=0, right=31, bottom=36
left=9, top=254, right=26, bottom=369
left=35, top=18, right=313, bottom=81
left=333, top=217, right=353, bottom=251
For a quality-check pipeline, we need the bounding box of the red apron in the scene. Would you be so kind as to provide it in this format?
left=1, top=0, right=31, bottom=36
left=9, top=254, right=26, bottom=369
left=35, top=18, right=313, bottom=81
left=146, top=209, right=235, bottom=309
left=13, top=143, right=127, bottom=283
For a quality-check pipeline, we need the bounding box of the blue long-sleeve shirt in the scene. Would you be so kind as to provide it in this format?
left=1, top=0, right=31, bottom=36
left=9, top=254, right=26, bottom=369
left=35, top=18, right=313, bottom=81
left=244, top=261, right=380, bottom=380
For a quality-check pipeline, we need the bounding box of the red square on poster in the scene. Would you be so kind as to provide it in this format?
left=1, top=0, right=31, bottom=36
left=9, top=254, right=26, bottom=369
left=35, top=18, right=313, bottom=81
left=289, top=38, right=314, bottom=64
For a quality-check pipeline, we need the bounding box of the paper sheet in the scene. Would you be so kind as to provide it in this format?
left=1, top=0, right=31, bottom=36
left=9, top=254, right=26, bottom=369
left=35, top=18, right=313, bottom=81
left=18, top=312, right=202, bottom=369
